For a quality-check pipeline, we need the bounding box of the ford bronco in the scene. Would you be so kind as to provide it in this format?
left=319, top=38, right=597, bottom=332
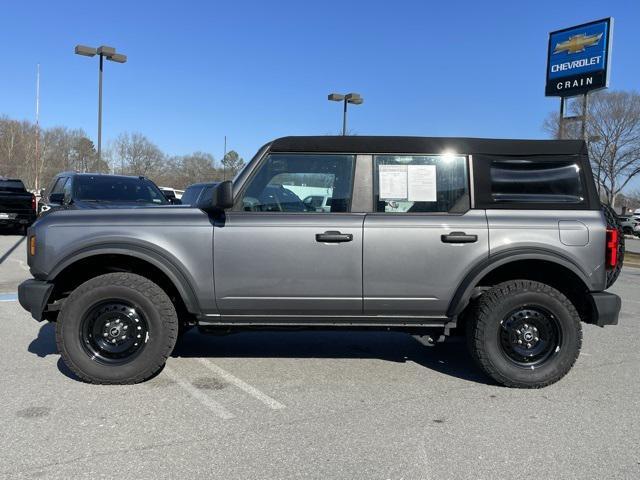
left=18, top=136, right=624, bottom=387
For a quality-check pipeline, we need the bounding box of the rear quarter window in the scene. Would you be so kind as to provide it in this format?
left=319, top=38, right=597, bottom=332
left=474, top=155, right=589, bottom=209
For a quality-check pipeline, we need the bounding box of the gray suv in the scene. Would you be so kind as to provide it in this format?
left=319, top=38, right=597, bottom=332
left=18, top=136, right=624, bottom=388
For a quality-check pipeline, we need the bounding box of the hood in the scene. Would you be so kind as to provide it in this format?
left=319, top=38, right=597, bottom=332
left=73, top=200, right=167, bottom=209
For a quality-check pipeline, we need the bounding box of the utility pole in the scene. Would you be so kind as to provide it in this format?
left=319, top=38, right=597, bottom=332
left=34, top=64, right=40, bottom=192
left=98, top=53, right=103, bottom=160
left=223, top=135, right=227, bottom=181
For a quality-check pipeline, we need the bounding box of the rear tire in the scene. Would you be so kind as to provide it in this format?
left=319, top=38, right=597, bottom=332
left=56, top=273, right=178, bottom=384
left=467, top=280, right=582, bottom=388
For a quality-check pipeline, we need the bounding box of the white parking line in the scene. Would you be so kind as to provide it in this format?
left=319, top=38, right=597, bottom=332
left=163, top=366, right=235, bottom=420
left=197, top=358, right=286, bottom=410
left=0, top=293, right=18, bottom=302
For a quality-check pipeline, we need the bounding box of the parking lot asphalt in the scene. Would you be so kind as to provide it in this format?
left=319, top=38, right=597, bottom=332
left=0, top=233, right=639, bottom=480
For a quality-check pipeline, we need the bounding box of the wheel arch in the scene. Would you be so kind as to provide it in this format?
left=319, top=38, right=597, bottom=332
left=448, top=249, right=593, bottom=319
left=48, top=244, right=201, bottom=316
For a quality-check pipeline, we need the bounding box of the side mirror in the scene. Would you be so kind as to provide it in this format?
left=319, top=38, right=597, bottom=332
left=198, top=180, right=233, bottom=213
left=48, top=193, right=64, bottom=205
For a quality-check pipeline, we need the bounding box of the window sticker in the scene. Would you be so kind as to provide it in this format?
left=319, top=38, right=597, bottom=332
left=407, top=164, right=437, bottom=202
left=378, top=165, right=407, bottom=199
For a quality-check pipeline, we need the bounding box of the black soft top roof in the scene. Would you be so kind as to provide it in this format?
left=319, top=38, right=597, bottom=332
left=270, top=136, right=586, bottom=156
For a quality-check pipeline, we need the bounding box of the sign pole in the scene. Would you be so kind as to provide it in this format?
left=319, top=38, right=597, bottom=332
left=559, top=97, right=565, bottom=140
left=581, top=93, right=589, bottom=140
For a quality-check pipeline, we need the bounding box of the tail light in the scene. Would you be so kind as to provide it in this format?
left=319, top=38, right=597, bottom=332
left=31, top=194, right=36, bottom=211
left=606, top=228, right=618, bottom=268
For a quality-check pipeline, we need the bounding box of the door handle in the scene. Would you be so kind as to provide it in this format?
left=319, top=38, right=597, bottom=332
left=441, top=231, right=478, bottom=243
left=316, top=231, right=353, bottom=243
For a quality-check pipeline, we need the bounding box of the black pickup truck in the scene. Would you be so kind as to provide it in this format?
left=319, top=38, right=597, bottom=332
left=0, top=178, right=36, bottom=234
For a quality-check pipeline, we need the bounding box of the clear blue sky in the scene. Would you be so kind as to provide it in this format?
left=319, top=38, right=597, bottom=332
left=1, top=0, right=638, bottom=169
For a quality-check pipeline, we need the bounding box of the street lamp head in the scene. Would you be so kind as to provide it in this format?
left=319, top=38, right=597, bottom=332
left=328, top=93, right=345, bottom=102
left=348, top=97, right=363, bottom=105
left=108, top=53, right=127, bottom=63
left=344, top=92, right=361, bottom=101
left=75, top=45, right=97, bottom=57
left=97, top=45, right=116, bottom=56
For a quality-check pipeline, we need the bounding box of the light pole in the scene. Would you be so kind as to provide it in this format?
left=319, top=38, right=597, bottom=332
left=75, top=45, right=127, bottom=160
left=328, top=92, right=363, bottom=135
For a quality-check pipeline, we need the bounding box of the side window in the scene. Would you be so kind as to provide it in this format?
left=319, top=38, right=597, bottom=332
left=374, top=155, right=469, bottom=213
left=489, top=159, right=584, bottom=204
left=50, top=177, right=67, bottom=196
left=238, top=154, right=355, bottom=213
left=62, top=178, right=73, bottom=203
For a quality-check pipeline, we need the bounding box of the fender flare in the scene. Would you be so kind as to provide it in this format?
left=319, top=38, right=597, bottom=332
left=447, top=248, right=592, bottom=317
left=48, top=241, right=201, bottom=314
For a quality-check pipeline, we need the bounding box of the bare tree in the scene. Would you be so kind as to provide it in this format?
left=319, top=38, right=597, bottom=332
left=543, top=91, right=640, bottom=208
left=113, top=132, right=165, bottom=177
left=1, top=115, right=240, bottom=191
left=167, top=152, right=221, bottom=188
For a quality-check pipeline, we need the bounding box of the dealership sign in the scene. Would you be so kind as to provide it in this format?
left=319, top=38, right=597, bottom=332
left=545, top=18, right=613, bottom=97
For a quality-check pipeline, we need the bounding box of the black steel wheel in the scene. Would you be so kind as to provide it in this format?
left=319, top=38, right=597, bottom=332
left=57, top=272, right=178, bottom=384
left=498, top=306, right=561, bottom=368
left=80, top=301, right=149, bottom=365
left=467, top=280, right=582, bottom=388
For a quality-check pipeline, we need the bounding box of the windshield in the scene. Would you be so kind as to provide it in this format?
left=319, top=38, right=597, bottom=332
left=0, top=180, right=26, bottom=192
left=74, top=176, right=168, bottom=204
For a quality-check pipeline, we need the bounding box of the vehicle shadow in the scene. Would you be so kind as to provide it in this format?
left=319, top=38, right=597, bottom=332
left=0, top=235, right=25, bottom=266
left=27, top=322, right=79, bottom=380
left=173, top=328, right=494, bottom=386
left=28, top=322, right=493, bottom=386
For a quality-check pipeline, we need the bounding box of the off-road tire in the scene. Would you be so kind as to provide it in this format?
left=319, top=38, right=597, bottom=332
left=56, top=273, right=178, bottom=384
left=602, top=204, right=624, bottom=288
left=467, top=280, right=582, bottom=388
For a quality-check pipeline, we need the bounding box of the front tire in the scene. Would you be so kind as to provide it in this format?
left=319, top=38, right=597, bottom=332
left=56, top=273, right=178, bottom=384
left=467, top=280, right=582, bottom=388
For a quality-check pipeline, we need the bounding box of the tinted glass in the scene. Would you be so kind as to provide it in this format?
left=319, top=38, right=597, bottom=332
left=181, top=185, right=202, bottom=205
left=374, top=155, right=469, bottom=213
left=239, top=154, right=355, bottom=213
left=182, top=183, right=218, bottom=206
left=74, top=176, right=168, bottom=205
left=0, top=180, right=26, bottom=192
left=50, top=177, right=67, bottom=196
left=63, top=178, right=73, bottom=203
left=490, top=159, right=584, bottom=204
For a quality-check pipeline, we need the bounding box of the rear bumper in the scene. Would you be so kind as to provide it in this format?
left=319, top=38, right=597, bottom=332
left=18, top=279, right=54, bottom=322
left=589, top=291, right=621, bottom=327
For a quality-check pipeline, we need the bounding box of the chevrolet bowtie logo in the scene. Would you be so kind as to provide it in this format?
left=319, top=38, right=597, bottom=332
left=553, top=33, right=603, bottom=54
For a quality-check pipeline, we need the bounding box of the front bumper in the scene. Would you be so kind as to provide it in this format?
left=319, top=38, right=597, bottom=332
left=589, top=291, right=621, bottom=327
left=18, top=279, right=54, bottom=322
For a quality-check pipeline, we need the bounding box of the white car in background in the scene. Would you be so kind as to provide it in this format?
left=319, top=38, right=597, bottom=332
left=302, top=195, right=332, bottom=212
left=159, top=187, right=184, bottom=200
left=159, top=187, right=184, bottom=204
